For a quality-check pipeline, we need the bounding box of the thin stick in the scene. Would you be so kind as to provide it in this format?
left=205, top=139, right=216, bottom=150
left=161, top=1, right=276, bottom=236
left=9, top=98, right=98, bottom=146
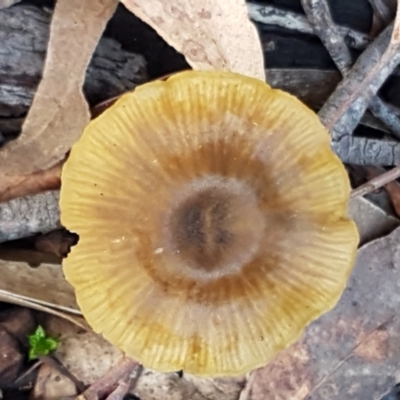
left=0, top=190, right=60, bottom=244
left=351, top=165, right=400, bottom=198
left=301, top=0, right=400, bottom=139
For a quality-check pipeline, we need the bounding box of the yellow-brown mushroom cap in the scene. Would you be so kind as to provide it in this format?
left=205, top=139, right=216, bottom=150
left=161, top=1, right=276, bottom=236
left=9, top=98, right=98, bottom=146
left=60, top=70, right=359, bottom=377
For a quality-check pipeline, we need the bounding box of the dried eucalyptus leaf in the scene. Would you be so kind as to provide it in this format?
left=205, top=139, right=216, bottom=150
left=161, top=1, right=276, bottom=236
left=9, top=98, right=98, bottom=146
left=0, top=0, right=119, bottom=175
left=0, top=259, right=78, bottom=311
left=121, top=0, right=265, bottom=80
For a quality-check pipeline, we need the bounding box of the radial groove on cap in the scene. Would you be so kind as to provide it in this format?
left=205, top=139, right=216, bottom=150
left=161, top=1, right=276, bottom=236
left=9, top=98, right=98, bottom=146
left=60, top=70, right=358, bottom=377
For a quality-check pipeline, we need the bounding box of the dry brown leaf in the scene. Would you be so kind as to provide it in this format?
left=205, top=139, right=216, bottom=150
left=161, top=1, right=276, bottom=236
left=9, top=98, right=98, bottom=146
left=121, top=0, right=265, bottom=80
left=0, top=258, right=86, bottom=328
left=0, top=161, right=62, bottom=203
left=0, top=0, right=118, bottom=176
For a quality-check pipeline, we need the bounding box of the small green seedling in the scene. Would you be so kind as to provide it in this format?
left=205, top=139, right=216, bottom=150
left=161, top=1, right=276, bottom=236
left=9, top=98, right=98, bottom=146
left=28, top=325, right=59, bottom=360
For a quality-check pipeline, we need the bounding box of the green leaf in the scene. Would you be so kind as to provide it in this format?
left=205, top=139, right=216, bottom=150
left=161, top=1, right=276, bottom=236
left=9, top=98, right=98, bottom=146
left=28, top=325, right=59, bottom=361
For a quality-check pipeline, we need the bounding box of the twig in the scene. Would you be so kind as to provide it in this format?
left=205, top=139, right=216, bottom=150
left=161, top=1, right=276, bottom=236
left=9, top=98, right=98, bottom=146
left=247, top=2, right=370, bottom=50
left=319, top=19, right=400, bottom=141
left=13, top=359, right=43, bottom=385
left=0, top=191, right=60, bottom=243
left=351, top=165, right=400, bottom=198
left=301, top=0, right=400, bottom=139
left=300, top=0, right=353, bottom=74
left=77, top=356, right=140, bottom=400
left=369, top=96, right=400, bottom=139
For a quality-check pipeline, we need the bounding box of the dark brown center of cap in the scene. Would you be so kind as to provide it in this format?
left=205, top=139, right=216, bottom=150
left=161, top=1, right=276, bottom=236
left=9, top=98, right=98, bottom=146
left=164, top=175, right=265, bottom=278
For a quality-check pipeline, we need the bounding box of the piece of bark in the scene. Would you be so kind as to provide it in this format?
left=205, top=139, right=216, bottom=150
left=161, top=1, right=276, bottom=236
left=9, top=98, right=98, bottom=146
left=121, top=0, right=265, bottom=80
left=0, top=5, right=147, bottom=119
left=332, top=135, right=400, bottom=165
left=0, top=191, right=60, bottom=243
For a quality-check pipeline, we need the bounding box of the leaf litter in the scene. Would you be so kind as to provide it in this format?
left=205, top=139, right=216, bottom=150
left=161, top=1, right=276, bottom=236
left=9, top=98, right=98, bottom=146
left=2, top=0, right=400, bottom=398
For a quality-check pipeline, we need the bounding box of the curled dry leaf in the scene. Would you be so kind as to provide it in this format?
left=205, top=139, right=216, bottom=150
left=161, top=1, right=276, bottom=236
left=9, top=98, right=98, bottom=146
left=121, top=0, right=265, bottom=80
left=0, top=0, right=119, bottom=176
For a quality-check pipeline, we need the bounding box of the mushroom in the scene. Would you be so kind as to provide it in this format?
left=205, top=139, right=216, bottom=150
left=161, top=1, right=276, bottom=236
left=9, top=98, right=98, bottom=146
left=60, top=70, right=359, bottom=377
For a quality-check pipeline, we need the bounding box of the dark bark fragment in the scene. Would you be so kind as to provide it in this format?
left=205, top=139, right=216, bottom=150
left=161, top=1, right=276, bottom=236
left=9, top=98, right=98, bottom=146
left=301, top=0, right=400, bottom=142
left=332, top=136, right=400, bottom=165
left=0, top=4, right=147, bottom=120
left=0, top=191, right=60, bottom=243
left=319, top=24, right=400, bottom=140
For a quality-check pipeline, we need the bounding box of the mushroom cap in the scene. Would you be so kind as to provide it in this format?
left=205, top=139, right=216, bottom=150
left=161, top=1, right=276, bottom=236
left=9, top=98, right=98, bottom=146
left=60, top=70, right=358, bottom=377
